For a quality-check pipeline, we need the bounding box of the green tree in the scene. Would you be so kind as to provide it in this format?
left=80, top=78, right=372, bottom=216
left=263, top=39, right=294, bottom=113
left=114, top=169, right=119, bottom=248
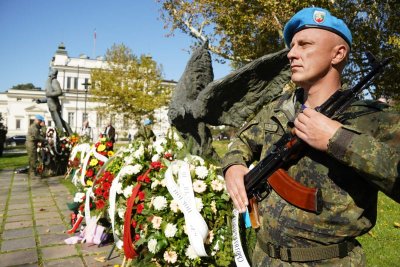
left=90, top=44, right=171, bottom=121
left=157, top=0, right=399, bottom=100
left=11, top=83, right=38, bottom=90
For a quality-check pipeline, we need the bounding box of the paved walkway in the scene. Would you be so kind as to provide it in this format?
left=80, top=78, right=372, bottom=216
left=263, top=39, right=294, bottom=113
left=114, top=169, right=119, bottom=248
left=0, top=170, right=121, bottom=267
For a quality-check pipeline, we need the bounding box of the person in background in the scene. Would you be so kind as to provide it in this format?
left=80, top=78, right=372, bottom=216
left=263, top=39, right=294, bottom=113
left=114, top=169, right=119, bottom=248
left=134, top=118, right=156, bottom=142
left=80, top=120, right=93, bottom=142
left=104, top=122, right=116, bottom=143
left=26, top=114, right=47, bottom=177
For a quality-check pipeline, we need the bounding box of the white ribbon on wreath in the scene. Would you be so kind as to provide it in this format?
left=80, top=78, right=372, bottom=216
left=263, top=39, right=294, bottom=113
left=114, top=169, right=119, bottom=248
left=165, top=160, right=209, bottom=257
left=108, top=165, right=134, bottom=250
left=69, top=143, right=91, bottom=185
left=79, top=146, right=109, bottom=186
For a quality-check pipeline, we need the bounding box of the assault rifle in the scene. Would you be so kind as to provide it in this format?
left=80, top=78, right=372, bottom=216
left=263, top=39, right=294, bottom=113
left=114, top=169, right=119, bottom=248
left=244, top=55, right=392, bottom=229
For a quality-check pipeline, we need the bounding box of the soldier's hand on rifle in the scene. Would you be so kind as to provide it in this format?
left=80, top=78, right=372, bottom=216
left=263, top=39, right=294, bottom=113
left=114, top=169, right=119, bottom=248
left=294, top=107, right=342, bottom=151
left=224, top=164, right=249, bottom=213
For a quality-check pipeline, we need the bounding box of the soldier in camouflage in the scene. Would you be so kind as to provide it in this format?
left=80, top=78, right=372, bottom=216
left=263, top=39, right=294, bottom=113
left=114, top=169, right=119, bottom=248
left=26, top=114, right=47, bottom=177
left=222, top=7, right=400, bottom=266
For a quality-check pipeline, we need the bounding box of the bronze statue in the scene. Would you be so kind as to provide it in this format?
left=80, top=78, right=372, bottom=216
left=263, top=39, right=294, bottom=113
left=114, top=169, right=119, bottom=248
left=36, top=69, right=73, bottom=136
left=168, top=42, right=291, bottom=159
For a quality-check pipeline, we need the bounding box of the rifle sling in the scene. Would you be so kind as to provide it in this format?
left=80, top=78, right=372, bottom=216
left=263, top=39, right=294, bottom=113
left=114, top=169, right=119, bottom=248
left=268, top=169, right=322, bottom=214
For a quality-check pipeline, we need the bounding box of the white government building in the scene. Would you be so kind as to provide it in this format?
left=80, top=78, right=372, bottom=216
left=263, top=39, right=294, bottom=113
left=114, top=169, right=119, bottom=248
left=0, top=43, right=176, bottom=141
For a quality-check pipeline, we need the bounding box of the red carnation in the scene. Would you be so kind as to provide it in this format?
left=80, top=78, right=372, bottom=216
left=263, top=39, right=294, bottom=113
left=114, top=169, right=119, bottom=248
left=106, top=141, right=113, bottom=147
left=135, top=233, right=140, bottom=241
left=138, top=191, right=145, bottom=201
left=103, top=191, right=109, bottom=200
left=151, top=161, right=162, bottom=170
left=103, top=182, right=111, bottom=191
left=96, top=199, right=105, bottom=210
left=164, top=153, right=174, bottom=160
left=98, top=161, right=104, bottom=166
left=137, top=203, right=144, bottom=214
left=132, top=220, right=137, bottom=228
left=95, top=187, right=103, bottom=196
left=86, top=169, right=94, bottom=177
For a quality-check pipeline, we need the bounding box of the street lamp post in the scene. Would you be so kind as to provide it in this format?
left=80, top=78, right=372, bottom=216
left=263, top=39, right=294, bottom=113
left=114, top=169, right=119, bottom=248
left=82, top=81, right=91, bottom=123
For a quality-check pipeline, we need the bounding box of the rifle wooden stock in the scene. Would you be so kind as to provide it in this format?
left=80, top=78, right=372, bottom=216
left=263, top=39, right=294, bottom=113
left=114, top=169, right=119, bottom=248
left=268, top=169, right=322, bottom=214
left=249, top=197, right=261, bottom=229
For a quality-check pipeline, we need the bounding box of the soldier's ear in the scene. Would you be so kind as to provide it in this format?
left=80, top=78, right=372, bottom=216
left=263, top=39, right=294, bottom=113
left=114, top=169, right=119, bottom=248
left=332, top=43, right=348, bottom=66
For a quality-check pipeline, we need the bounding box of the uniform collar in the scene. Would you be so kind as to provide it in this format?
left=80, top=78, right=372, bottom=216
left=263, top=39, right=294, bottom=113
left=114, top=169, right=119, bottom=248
left=273, top=89, right=304, bottom=124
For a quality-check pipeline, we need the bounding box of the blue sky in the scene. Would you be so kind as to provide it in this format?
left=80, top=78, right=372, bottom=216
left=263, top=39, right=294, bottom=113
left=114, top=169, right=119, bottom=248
left=0, top=0, right=232, bottom=92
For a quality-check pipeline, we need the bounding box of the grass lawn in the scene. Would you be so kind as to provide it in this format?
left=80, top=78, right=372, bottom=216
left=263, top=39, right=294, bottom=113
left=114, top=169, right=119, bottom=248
left=0, top=151, right=28, bottom=170
left=213, top=140, right=400, bottom=266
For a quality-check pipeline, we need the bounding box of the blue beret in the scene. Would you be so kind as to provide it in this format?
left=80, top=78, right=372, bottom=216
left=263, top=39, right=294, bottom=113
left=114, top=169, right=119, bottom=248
left=35, top=114, right=45, bottom=121
left=283, top=7, right=352, bottom=48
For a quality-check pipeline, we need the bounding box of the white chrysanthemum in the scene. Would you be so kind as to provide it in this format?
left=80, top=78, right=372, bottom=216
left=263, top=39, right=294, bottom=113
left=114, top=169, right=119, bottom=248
left=151, top=180, right=160, bottom=189
left=184, top=155, right=205, bottom=166
left=151, top=154, right=160, bottom=162
left=213, top=240, right=220, bottom=252
left=193, top=179, right=207, bottom=193
left=115, top=182, right=123, bottom=195
left=73, top=192, right=85, bottom=203
left=123, top=185, right=133, bottom=198
left=170, top=162, right=181, bottom=176
left=176, top=141, right=184, bottom=150
left=153, top=196, right=167, bottom=210
left=133, top=144, right=144, bottom=159
left=160, top=178, right=167, bottom=187
left=195, top=166, right=209, bottom=179
left=123, top=164, right=143, bottom=176
left=117, top=208, right=125, bottom=219
left=164, top=223, right=178, bottom=238
left=170, top=199, right=180, bottom=213
left=217, top=174, right=224, bottom=180
left=155, top=144, right=164, bottom=154
left=148, top=238, right=158, bottom=254
left=124, top=155, right=134, bottom=165
left=195, top=197, right=204, bottom=212
left=211, top=179, right=224, bottom=191
left=185, top=245, right=199, bottom=260
left=151, top=216, right=162, bottom=229
left=163, top=250, right=177, bottom=264
left=211, top=200, right=217, bottom=214
left=153, top=138, right=166, bottom=154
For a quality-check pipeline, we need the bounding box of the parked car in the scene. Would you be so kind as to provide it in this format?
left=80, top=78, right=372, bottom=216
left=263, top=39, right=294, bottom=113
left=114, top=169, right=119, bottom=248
left=5, top=135, right=26, bottom=146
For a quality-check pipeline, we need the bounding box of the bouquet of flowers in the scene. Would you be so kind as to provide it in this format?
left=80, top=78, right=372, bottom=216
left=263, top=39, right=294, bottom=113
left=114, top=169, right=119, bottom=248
left=110, top=130, right=234, bottom=266
left=91, top=152, right=124, bottom=218
left=66, top=137, right=114, bottom=233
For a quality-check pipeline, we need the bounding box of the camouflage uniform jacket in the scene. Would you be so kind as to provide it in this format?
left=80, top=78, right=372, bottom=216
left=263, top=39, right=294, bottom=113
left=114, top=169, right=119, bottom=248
left=27, top=123, right=46, bottom=145
left=222, top=89, right=400, bottom=251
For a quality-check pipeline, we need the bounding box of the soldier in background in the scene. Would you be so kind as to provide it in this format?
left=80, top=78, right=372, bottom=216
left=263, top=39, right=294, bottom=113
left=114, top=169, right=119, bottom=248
left=134, top=118, right=155, bottom=142
left=26, top=114, right=47, bottom=177
left=222, top=7, right=400, bottom=266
